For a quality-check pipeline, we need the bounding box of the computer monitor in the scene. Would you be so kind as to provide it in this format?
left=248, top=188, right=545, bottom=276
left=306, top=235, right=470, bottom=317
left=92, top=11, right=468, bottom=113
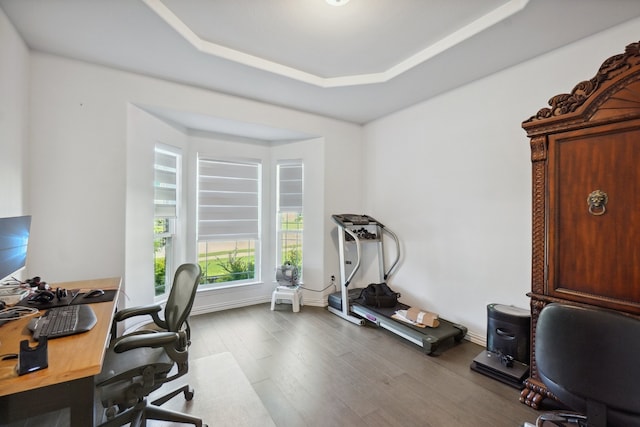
left=0, top=215, right=32, bottom=282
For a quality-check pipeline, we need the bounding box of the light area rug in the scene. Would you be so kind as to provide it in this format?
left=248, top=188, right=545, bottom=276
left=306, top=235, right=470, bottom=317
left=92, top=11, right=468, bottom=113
left=147, top=352, right=275, bottom=427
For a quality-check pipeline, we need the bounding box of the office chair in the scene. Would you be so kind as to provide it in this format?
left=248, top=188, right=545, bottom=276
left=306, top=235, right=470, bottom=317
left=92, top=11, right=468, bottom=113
left=533, top=303, right=640, bottom=427
left=95, top=263, right=207, bottom=427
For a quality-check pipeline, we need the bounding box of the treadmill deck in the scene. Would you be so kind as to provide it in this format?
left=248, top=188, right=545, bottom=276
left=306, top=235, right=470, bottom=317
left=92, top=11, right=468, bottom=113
left=328, top=289, right=467, bottom=355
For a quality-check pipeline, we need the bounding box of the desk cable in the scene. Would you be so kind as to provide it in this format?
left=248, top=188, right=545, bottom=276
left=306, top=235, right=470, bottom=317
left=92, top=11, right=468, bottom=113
left=0, top=305, right=39, bottom=325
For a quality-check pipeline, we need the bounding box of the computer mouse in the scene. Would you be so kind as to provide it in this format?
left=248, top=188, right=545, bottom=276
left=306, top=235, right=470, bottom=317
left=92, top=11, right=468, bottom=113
left=84, top=289, right=105, bottom=299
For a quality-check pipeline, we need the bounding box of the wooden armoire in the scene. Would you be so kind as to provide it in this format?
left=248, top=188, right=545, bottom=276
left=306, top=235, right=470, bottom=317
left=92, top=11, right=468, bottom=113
left=520, top=41, right=640, bottom=409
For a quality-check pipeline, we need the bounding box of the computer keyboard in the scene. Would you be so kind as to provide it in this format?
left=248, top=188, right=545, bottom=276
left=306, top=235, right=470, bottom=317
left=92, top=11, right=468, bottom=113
left=29, top=304, right=97, bottom=341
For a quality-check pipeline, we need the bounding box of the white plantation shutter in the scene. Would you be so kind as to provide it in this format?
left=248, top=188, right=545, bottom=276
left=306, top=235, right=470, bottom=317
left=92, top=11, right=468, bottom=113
left=278, top=163, right=303, bottom=213
left=154, top=148, right=178, bottom=218
left=198, top=158, right=260, bottom=241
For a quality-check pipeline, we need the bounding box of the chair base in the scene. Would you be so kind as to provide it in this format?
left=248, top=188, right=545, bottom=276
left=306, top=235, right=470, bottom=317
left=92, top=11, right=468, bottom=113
left=533, top=411, right=587, bottom=427
left=271, top=285, right=303, bottom=312
left=99, top=385, right=206, bottom=427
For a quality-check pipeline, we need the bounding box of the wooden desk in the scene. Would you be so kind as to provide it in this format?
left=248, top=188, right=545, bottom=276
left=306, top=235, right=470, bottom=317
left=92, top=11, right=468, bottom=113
left=0, top=277, right=120, bottom=426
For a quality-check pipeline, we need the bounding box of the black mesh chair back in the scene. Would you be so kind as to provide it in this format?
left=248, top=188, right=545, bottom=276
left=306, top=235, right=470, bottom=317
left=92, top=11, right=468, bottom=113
left=165, top=263, right=201, bottom=335
left=536, top=303, right=640, bottom=427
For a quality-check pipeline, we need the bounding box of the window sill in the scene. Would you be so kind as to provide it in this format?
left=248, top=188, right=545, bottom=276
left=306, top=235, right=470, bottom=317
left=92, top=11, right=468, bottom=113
left=197, top=281, right=264, bottom=292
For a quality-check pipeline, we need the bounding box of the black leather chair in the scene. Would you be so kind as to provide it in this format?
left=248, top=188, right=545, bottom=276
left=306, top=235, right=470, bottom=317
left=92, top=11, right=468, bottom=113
left=95, top=263, right=206, bottom=427
left=534, top=303, right=640, bottom=427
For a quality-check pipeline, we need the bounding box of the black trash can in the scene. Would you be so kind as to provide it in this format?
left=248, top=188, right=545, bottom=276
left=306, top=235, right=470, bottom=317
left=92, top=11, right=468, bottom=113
left=486, top=303, right=530, bottom=364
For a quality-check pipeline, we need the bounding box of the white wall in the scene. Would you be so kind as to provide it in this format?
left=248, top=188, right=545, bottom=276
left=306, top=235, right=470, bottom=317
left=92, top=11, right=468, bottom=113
left=0, top=8, right=29, bottom=220
left=27, top=55, right=128, bottom=284
left=363, top=18, right=640, bottom=343
left=25, top=52, right=362, bottom=310
left=126, top=105, right=188, bottom=309
left=0, top=9, right=29, bottom=283
left=8, top=6, right=639, bottom=342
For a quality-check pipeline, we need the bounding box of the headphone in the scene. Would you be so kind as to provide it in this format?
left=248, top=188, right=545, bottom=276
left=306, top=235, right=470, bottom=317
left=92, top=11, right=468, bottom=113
left=29, top=290, right=55, bottom=304
left=26, top=276, right=49, bottom=290
left=27, top=288, right=67, bottom=304
left=24, top=276, right=68, bottom=304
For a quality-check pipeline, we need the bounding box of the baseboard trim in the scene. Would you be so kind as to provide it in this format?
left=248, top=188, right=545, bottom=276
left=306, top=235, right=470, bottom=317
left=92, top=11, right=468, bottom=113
left=191, top=296, right=270, bottom=315
left=191, top=293, right=331, bottom=316
left=465, top=329, right=486, bottom=347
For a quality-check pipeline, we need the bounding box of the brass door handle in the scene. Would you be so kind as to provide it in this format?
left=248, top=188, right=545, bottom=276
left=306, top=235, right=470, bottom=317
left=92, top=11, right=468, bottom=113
left=587, top=190, right=608, bottom=216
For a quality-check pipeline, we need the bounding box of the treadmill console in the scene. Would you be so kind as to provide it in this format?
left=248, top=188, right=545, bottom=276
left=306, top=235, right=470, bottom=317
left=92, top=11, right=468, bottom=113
left=332, top=214, right=383, bottom=227
left=332, top=214, right=381, bottom=241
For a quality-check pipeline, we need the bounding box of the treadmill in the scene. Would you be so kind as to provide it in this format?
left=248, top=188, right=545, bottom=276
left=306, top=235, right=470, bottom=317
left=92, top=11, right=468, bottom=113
left=327, top=214, right=467, bottom=355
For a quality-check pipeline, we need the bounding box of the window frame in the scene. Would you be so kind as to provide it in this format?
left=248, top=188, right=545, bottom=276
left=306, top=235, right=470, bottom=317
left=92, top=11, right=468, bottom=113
left=196, top=156, right=262, bottom=288
left=153, top=145, right=181, bottom=299
left=276, top=161, right=304, bottom=281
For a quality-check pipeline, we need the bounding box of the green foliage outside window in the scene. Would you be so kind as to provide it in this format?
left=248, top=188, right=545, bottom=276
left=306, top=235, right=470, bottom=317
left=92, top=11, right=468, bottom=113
left=215, top=246, right=255, bottom=282
left=154, top=237, right=167, bottom=295
left=284, top=247, right=302, bottom=270
left=154, top=219, right=170, bottom=295
left=198, top=241, right=256, bottom=285
left=280, top=213, right=303, bottom=272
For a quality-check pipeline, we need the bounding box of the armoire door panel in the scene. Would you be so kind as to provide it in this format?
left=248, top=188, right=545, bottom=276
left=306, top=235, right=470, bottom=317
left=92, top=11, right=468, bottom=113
left=521, top=41, right=640, bottom=409
left=548, top=123, right=640, bottom=307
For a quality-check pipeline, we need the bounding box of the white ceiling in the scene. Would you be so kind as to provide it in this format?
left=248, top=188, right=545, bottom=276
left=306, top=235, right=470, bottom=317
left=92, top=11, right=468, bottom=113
left=2, top=0, right=640, bottom=136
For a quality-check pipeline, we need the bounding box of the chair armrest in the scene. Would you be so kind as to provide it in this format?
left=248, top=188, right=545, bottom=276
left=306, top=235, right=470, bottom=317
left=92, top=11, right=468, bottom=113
left=114, top=304, right=163, bottom=323
left=113, top=331, right=179, bottom=353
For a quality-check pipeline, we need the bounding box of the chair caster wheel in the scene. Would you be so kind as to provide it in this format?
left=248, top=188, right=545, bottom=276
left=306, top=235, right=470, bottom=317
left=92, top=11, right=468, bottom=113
left=105, top=406, right=117, bottom=419
left=184, top=387, right=195, bottom=401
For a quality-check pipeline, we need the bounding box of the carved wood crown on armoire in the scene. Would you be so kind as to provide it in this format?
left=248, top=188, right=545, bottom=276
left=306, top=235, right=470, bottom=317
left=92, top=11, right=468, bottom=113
left=520, top=41, right=640, bottom=409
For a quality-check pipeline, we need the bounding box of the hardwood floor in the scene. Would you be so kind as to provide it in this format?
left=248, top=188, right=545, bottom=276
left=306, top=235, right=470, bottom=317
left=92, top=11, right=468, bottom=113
left=3, top=303, right=542, bottom=426
left=186, top=303, right=540, bottom=427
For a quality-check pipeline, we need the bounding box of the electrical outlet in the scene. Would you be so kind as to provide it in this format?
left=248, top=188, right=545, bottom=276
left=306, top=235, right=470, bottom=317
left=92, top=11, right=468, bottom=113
left=331, top=275, right=335, bottom=282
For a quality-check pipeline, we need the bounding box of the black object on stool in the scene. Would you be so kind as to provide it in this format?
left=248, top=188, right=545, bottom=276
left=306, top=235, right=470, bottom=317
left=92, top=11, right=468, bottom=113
left=471, top=303, right=530, bottom=388
left=487, top=303, right=530, bottom=363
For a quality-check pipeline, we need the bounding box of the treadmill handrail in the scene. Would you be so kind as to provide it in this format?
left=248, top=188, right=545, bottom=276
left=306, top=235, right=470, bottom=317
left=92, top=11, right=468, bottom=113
left=382, top=226, right=401, bottom=280
left=342, top=227, right=361, bottom=287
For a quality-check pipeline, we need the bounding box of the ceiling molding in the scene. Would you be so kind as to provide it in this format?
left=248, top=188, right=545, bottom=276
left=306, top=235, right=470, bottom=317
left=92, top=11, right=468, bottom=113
left=142, top=0, right=529, bottom=88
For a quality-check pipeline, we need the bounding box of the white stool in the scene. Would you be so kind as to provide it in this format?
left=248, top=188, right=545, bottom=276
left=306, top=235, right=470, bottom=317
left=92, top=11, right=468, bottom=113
left=270, top=285, right=303, bottom=312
